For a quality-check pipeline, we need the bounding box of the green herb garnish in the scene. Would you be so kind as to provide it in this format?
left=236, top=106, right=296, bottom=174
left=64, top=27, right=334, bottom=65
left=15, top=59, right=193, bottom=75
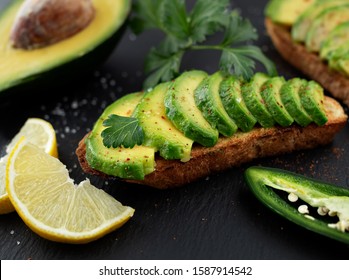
left=131, top=0, right=277, bottom=89
left=102, top=115, right=144, bottom=148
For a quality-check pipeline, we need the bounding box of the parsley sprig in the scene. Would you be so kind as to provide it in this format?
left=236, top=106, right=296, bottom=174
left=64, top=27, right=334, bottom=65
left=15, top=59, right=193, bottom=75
left=131, top=0, right=277, bottom=89
left=102, top=115, right=144, bottom=149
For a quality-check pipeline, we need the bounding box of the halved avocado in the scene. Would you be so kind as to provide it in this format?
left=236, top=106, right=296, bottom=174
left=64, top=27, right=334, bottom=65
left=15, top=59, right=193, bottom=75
left=0, top=0, right=131, bottom=97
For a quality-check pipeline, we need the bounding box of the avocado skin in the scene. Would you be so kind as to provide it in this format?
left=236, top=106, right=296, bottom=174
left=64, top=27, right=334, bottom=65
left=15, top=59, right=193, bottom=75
left=133, top=82, right=193, bottom=162
left=242, top=73, right=275, bottom=128
left=164, top=70, right=219, bottom=147
left=260, top=77, right=294, bottom=127
left=299, top=81, right=328, bottom=126
left=194, top=72, right=238, bottom=137
left=0, top=0, right=130, bottom=100
left=219, top=75, right=257, bottom=132
left=280, top=78, right=313, bottom=127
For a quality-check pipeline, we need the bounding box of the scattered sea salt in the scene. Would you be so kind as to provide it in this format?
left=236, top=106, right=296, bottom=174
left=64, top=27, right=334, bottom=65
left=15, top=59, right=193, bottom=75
left=71, top=101, right=79, bottom=109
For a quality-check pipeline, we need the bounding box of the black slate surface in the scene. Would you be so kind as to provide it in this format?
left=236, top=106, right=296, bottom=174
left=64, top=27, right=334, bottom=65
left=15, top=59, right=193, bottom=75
left=1, top=0, right=349, bottom=260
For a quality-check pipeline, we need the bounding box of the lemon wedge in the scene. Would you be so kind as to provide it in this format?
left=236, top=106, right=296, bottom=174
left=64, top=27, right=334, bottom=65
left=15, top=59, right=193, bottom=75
left=0, top=118, right=58, bottom=214
left=6, top=138, right=134, bottom=244
left=6, top=118, right=58, bottom=157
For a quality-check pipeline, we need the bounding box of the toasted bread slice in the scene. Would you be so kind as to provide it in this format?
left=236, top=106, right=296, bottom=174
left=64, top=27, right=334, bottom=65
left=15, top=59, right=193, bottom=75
left=76, top=96, right=347, bottom=189
left=265, top=18, right=349, bottom=107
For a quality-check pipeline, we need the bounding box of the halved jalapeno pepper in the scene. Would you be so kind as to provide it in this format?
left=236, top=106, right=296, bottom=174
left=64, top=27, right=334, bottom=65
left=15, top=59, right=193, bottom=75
left=244, top=166, right=349, bottom=244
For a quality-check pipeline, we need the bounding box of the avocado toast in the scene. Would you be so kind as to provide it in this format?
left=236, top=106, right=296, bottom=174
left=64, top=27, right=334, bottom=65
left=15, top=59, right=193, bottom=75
left=265, top=0, right=349, bottom=107
left=76, top=71, right=347, bottom=189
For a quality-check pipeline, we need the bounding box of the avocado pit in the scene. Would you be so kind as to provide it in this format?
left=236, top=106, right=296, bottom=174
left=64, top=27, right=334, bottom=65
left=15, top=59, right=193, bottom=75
left=10, top=0, right=95, bottom=50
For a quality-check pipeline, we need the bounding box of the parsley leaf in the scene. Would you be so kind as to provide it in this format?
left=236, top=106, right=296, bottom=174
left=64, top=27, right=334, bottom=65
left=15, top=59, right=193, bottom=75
left=131, top=0, right=277, bottom=88
left=221, top=11, right=258, bottom=46
left=161, top=0, right=191, bottom=41
left=130, top=0, right=164, bottom=33
left=144, top=36, right=184, bottom=89
left=189, top=0, right=230, bottom=43
left=101, top=115, right=144, bottom=149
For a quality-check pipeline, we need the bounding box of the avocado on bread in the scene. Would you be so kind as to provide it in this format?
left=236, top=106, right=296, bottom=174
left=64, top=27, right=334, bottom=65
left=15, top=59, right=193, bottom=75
left=76, top=70, right=347, bottom=189
left=265, top=0, right=349, bottom=107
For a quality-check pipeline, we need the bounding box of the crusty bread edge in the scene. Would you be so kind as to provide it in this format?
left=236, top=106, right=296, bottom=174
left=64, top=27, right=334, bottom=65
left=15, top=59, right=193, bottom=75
left=265, top=18, right=349, bottom=108
left=76, top=97, right=347, bottom=189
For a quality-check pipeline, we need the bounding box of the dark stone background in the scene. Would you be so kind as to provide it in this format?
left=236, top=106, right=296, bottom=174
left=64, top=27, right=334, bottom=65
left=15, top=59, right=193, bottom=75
left=1, top=0, right=348, bottom=259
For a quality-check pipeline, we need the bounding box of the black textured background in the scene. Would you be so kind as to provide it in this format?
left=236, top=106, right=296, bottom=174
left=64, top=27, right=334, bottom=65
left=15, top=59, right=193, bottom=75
left=1, top=0, right=349, bottom=260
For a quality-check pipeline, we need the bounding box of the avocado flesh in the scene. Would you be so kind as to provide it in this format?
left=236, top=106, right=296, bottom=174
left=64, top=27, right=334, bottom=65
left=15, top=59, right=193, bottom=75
left=219, top=76, right=257, bottom=132
left=85, top=92, right=155, bottom=180
left=164, top=70, right=219, bottom=147
left=320, top=22, right=349, bottom=60
left=280, top=78, right=313, bottom=127
left=292, top=0, right=348, bottom=43
left=326, top=44, right=349, bottom=76
left=333, top=53, right=349, bottom=77
left=305, top=5, right=349, bottom=52
left=299, top=81, right=328, bottom=126
left=0, top=0, right=130, bottom=96
left=260, top=77, right=294, bottom=127
left=265, top=0, right=316, bottom=26
left=194, top=72, right=238, bottom=137
left=133, top=83, right=193, bottom=162
left=242, top=73, right=275, bottom=128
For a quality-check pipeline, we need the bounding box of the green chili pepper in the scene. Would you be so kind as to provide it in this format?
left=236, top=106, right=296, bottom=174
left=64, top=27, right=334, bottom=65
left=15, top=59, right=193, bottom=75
left=244, top=166, right=349, bottom=244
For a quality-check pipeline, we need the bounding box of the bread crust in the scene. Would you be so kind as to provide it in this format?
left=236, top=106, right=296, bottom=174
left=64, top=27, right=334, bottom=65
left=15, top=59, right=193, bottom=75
left=76, top=97, right=347, bottom=189
left=265, top=18, right=349, bottom=107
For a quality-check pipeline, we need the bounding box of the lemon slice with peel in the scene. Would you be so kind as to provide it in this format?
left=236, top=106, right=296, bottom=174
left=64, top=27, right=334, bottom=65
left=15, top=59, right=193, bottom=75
left=6, top=118, right=58, bottom=157
left=6, top=138, right=134, bottom=244
left=0, top=118, right=58, bottom=214
left=0, top=157, right=14, bottom=214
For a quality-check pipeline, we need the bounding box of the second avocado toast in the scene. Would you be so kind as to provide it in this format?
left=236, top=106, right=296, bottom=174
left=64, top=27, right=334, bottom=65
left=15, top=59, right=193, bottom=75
left=265, top=0, right=349, bottom=107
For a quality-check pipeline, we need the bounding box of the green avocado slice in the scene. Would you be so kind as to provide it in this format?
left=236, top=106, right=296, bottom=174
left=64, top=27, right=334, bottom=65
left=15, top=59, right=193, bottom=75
left=219, top=75, right=257, bottom=132
left=305, top=5, right=349, bottom=52
left=332, top=53, right=349, bottom=77
left=133, top=83, right=193, bottom=162
left=265, top=0, right=315, bottom=26
left=320, top=22, right=349, bottom=60
left=194, top=72, right=238, bottom=137
left=292, top=0, right=348, bottom=43
left=0, top=0, right=130, bottom=97
left=241, top=73, right=275, bottom=128
left=164, top=70, right=219, bottom=147
left=85, top=92, right=155, bottom=180
left=280, top=78, right=313, bottom=127
left=299, top=81, right=328, bottom=126
left=260, top=77, right=294, bottom=127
